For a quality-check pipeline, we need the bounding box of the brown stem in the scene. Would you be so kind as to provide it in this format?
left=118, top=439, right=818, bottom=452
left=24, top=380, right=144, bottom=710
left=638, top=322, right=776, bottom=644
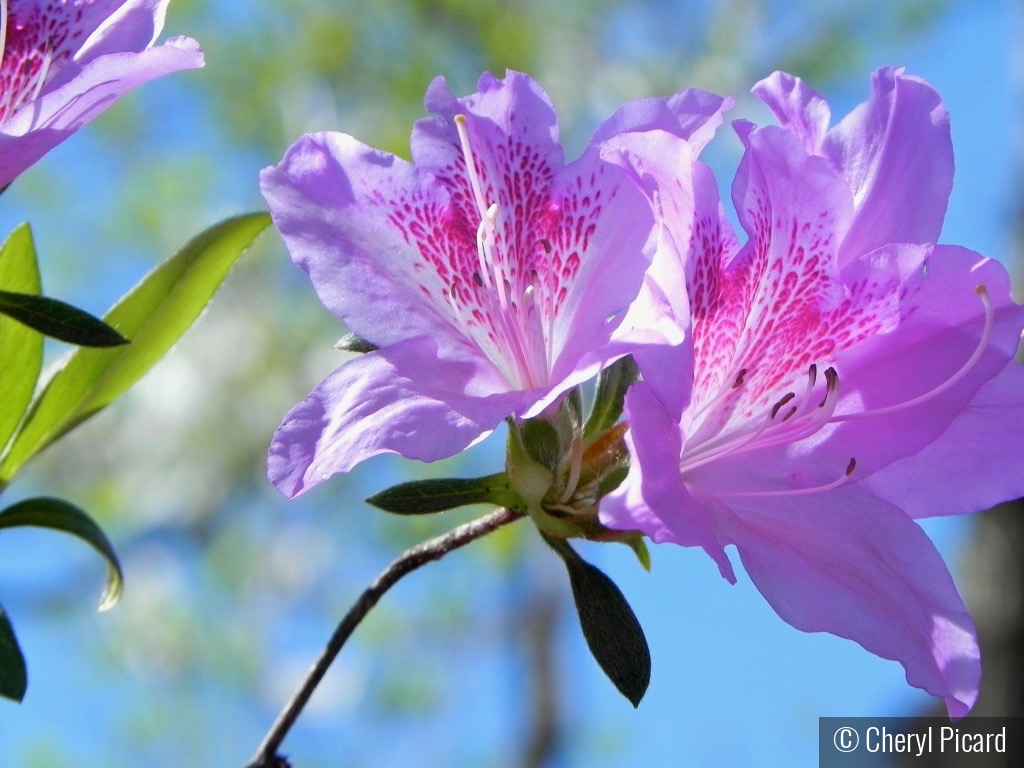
left=245, top=506, right=525, bottom=768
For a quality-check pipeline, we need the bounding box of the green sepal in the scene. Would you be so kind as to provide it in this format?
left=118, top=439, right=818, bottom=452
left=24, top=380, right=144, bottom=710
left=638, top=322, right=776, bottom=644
left=334, top=332, right=378, bottom=353
left=547, top=536, right=651, bottom=707
left=517, top=419, right=562, bottom=473
left=0, top=290, right=129, bottom=347
left=0, top=213, right=270, bottom=482
left=622, top=535, right=652, bottom=572
left=0, top=603, right=27, bottom=703
left=597, top=464, right=629, bottom=498
left=0, top=497, right=124, bottom=611
left=0, top=224, right=43, bottom=455
left=367, top=473, right=526, bottom=515
left=584, top=355, right=639, bottom=439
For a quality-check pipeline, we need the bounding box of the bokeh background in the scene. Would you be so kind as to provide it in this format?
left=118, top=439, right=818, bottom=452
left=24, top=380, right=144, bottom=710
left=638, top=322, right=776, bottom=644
left=0, top=0, right=1021, bottom=766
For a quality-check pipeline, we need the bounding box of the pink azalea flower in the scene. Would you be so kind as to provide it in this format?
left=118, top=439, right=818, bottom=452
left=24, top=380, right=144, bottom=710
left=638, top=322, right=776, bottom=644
left=0, top=0, right=203, bottom=188
left=600, top=68, right=1024, bottom=717
left=261, top=70, right=730, bottom=498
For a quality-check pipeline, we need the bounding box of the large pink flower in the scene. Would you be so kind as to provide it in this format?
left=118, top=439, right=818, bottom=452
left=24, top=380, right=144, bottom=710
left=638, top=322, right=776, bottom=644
left=0, top=0, right=203, bottom=188
left=261, top=70, right=730, bottom=498
left=600, top=68, right=1024, bottom=717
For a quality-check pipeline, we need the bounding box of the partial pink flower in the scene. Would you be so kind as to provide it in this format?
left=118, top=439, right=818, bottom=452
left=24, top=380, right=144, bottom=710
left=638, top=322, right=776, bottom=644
left=261, top=70, right=730, bottom=498
left=600, top=68, right=1024, bottom=717
left=0, top=0, right=203, bottom=188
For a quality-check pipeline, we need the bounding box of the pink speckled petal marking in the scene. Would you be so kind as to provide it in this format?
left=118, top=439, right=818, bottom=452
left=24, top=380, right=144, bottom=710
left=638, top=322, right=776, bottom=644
left=752, top=68, right=953, bottom=264
left=0, top=0, right=202, bottom=186
left=603, top=68, right=1024, bottom=718
left=264, top=69, right=734, bottom=492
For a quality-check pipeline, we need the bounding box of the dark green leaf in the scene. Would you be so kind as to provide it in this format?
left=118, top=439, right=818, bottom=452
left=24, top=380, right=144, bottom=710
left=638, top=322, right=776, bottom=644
left=0, top=603, right=27, bottom=702
left=334, top=332, right=378, bottom=353
left=367, top=473, right=524, bottom=514
left=0, top=290, right=129, bottom=347
left=584, top=356, right=639, bottom=438
left=0, top=225, right=43, bottom=458
left=0, top=213, right=271, bottom=482
left=550, top=538, right=651, bottom=707
left=0, top=497, right=123, bottom=610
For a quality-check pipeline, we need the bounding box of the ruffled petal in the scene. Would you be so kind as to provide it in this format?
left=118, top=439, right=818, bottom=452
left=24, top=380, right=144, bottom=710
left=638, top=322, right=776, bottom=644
left=720, top=490, right=979, bottom=719
left=823, top=67, right=953, bottom=264
left=259, top=132, right=471, bottom=355
left=751, top=70, right=831, bottom=155
left=268, top=336, right=522, bottom=498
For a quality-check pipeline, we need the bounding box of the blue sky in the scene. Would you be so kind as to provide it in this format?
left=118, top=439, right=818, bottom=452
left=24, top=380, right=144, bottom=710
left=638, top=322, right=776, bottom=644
left=0, top=1, right=1019, bottom=766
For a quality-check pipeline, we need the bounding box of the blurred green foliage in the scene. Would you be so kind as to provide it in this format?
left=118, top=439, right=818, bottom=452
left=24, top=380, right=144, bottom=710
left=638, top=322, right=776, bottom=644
left=0, top=0, right=959, bottom=765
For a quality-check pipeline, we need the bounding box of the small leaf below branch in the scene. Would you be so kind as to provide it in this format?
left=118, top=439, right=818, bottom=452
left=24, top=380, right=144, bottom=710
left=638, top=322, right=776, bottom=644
left=0, top=290, right=128, bottom=347
left=0, top=604, right=27, bottom=702
left=550, top=537, right=651, bottom=707
left=0, top=497, right=124, bottom=611
left=367, top=473, right=524, bottom=515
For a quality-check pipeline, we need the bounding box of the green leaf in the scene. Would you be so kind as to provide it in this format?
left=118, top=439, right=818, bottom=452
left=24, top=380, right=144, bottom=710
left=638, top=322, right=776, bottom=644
left=584, top=355, right=639, bottom=439
left=0, top=225, right=43, bottom=457
left=0, top=603, right=27, bottom=702
left=549, top=537, right=651, bottom=707
left=0, top=290, right=129, bottom=347
left=367, top=473, right=525, bottom=514
left=0, top=497, right=124, bottom=611
left=0, top=213, right=271, bottom=482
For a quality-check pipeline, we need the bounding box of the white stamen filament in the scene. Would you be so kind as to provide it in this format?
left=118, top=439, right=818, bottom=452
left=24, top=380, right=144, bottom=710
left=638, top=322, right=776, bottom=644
left=716, top=458, right=857, bottom=499
left=829, top=284, right=995, bottom=423
left=0, top=5, right=56, bottom=120
left=453, top=113, right=551, bottom=389
left=28, top=41, right=52, bottom=104
left=680, top=365, right=834, bottom=474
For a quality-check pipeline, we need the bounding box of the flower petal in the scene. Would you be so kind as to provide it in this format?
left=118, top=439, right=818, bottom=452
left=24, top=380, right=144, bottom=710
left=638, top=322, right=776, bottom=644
left=259, top=132, right=470, bottom=355
left=268, top=336, right=522, bottom=498
left=720, top=490, right=979, bottom=718
left=752, top=70, right=831, bottom=155
left=823, top=68, right=953, bottom=264
left=0, top=35, right=203, bottom=185
left=600, top=381, right=735, bottom=581
left=818, top=244, right=1024, bottom=480
left=863, top=362, right=1024, bottom=518
left=601, top=131, right=736, bottom=417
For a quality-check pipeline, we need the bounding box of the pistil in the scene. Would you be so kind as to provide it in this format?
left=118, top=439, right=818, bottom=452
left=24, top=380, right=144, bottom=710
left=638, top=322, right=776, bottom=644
left=452, top=114, right=552, bottom=390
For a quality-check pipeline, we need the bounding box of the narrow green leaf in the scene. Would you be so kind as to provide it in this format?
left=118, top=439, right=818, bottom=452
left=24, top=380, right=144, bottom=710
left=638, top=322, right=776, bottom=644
left=0, top=290, right=129, bottom=347
left=367, top=473, right=525, bottom=514
left=0, top=603, right=27, bottom=702
left=0, top=213, right=271, bottom=481
left=0, top=225, right=43, bottom=457
left=0, top=497, right=123, bottom=611
left=549, top=537, right=651, bottom=707
left=584, top=355, right=639, bottom=439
